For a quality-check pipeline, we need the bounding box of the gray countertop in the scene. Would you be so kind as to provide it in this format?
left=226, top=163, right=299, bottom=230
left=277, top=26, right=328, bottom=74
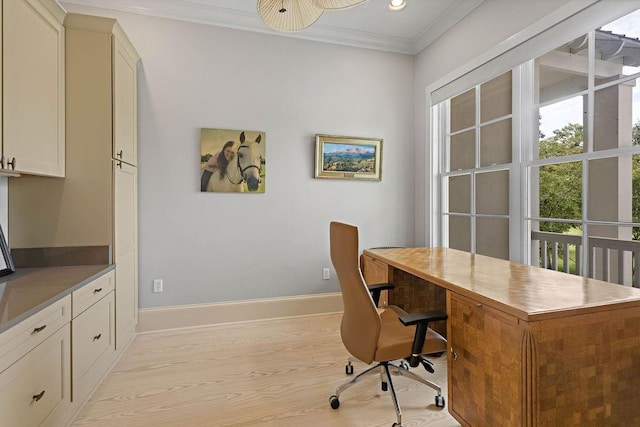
left=0, top=264, right=115, bottom=334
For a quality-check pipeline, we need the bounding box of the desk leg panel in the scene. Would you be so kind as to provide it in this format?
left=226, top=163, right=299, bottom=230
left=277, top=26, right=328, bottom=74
left=388, top=268, right=447, bottom=338
left=531, top=307, right=640, bottom=426
left=447, top=291, right=524, bottom=426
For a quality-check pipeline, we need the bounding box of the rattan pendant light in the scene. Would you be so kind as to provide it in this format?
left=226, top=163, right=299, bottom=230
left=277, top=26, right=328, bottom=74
left=258, top=0, right=324, bottom=32
left=312, top=0, right=368, bottom=10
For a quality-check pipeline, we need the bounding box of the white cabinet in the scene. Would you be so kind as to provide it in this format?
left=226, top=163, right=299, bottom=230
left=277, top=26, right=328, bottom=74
left=0, top=296, right=71, bottom=427
left=113, top=36, right=138, bottom=166
left=0, top=270, right=118, bottom=427
left=64, top=13, right=139, bottom=351
left=114, top=162, right=137, bottom=349
left=0, top=326, right=71, bottom=427
left=71, top=271, right=116, bottom=405
left=2, top=0, right=65, bottom=177
left=9, top=13, right=140, bottom=353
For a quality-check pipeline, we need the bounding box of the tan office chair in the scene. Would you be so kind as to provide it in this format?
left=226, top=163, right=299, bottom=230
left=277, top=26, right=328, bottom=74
left=328, top=221, right=447, bottom=427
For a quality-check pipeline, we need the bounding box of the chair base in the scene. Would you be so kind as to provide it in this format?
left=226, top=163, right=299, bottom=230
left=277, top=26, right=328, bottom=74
left=330, top=360, right=445, bottom=427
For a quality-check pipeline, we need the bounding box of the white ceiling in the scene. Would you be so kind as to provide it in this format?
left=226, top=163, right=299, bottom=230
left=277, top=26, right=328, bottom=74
left=61, top=0, right=484, bottom=54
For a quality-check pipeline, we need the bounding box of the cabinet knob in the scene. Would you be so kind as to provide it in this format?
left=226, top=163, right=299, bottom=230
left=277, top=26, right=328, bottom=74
left=451, top=350, right=458, bottom=360
left=7, top=157, right=16, bottom=170
left=476, top=302, right=482, bottom=308
left=32, top=324, right=47, bottom=334
left=93, top=333, right=102, bottom=341
left=32, top=390, right=46, bottom=402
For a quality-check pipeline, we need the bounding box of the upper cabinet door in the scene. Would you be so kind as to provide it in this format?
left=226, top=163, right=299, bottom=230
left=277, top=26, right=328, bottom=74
left=3, top=0, right=65, bottom=177
left=112, top=35, right=137, bottom=166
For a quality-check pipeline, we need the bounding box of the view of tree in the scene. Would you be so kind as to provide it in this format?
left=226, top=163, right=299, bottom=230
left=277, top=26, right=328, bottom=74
left=538, top=123, right=583, bottom=233
left=538, top=120, right=640, bottom=238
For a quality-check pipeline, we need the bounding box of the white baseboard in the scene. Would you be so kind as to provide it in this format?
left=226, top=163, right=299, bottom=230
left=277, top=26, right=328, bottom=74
left=137, top=292, right=344, bottom=333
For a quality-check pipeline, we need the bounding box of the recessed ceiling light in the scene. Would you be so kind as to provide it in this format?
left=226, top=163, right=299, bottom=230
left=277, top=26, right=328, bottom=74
left=388, top=0, right=406, bottom=11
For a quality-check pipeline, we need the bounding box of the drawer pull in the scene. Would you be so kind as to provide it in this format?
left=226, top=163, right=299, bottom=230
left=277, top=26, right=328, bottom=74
left=32, top=325, right=47, bottom=334
left=93, top=287, right=103, bottom=294
left=93, top=333, right=102, bottom=341
left=32, top=390, right=46, bottom=402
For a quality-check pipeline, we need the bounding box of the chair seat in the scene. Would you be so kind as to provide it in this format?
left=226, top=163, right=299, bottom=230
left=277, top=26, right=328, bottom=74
left=374, top=306, right=447, bottom=362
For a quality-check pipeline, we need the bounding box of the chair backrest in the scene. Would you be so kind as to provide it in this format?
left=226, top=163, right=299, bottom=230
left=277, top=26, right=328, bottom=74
left=330, top=221, right=381, bottom=364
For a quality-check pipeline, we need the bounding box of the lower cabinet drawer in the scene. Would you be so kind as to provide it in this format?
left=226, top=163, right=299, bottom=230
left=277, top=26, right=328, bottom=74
left=0, top=295, right=71, bottom=372
left=0, top=325, right=70, bottom=427
left=72, top=291, right=115, bottom=402
left=72, top=271, right=115, bottom=318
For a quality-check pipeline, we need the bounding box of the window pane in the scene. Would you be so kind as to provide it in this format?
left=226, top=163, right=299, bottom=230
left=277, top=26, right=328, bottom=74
left=480, top=71, right=512, bottom=122
left=537, top=34, right=588, bottom=105
left=448, top=175, right=471, bottom=214
left=480, top=119, right=512, bottom=166
left=594, top=81, right=639, bottom=151
left=450, top=88, right=475, bottom=132
left=534, top=161, right=583, bottom=220
left=450, top=129, right=475, bottom=171
left=448, top=215, right=470, bottom=252
left=539, top=97, right=585, bottom=158
left=599, top=10, right=640, bottom=80
left=588, top=156, right=633, bottom=222
left=476, top=170, right=509, bottom=215
left=635, top=80, right=640, bottom=141
left=635, top=154, right=640, bottom=227
left=476, top=217, right=509, bottom=260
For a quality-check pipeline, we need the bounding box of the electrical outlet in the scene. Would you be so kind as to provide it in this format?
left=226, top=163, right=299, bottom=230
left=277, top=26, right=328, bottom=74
left=322, top=268, right=330, bottom=280
left=153, top=279, right=163, bottom=293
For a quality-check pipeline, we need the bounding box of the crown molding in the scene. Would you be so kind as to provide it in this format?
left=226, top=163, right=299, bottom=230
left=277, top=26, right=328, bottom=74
left=412, top=0, right=484, bottom=55
left=62, top=0, right=485, bottom=55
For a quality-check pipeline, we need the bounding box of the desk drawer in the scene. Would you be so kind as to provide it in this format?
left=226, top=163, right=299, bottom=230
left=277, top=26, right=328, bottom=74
left=0, top=325, right=70, bottom=427
left=72, top=270, right=115, bottom=317
left=0, top=295, right=71, bottom=371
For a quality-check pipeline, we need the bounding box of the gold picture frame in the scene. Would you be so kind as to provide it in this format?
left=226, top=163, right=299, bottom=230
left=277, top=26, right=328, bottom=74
left=314, top=134, right=382, bottom=181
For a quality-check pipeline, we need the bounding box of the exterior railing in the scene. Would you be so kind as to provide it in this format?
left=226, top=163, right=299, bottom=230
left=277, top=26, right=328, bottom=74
left=531, top=231, right=582, bottom=275
left=531, top=232, right=640, bottom=287
left=588, top=236, right=640, bottom=287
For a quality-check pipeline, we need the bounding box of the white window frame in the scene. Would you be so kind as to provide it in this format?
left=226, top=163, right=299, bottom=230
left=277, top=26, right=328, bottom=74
left=426, top=1, right=640, bottom=266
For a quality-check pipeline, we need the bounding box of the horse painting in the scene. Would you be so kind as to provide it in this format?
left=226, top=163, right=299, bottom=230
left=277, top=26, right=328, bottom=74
left=203, top=131, right=264, bottom=193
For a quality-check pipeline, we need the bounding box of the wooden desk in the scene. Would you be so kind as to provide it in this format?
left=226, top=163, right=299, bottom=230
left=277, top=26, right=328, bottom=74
left=362, top=247, right=640, bottom=427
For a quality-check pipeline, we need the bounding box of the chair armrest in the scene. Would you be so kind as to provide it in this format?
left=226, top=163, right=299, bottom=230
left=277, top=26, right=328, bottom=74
left=399, top=311, right=448, bottom=367
left=367, top=283, right=395, bottom=306
left=398, top=311, right=447, bottom=326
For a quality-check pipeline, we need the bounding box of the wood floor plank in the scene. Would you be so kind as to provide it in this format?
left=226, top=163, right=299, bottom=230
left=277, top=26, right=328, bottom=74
left=71, top=314, right=461, bottom=426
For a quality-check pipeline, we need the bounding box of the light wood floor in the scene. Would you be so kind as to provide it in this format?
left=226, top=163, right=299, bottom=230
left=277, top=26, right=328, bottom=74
left=72, top=314, right=461, bottom=427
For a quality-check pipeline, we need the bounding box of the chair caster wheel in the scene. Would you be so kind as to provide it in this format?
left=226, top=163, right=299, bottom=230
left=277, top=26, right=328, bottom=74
left=330, top=395, right=340, bottom=409
left=381, top=381, right=388, bottom=391
left=435, top=394, right=445, bottom=408
left=392, top=423, right=402, bottom=427
left=399, top=361, right=409, bottom=371
left=345, top=362, right=354, bottom=375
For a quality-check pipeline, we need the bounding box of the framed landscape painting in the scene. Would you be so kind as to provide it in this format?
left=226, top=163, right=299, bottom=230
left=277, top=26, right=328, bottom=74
left=314, top=135, right=382, bottom=181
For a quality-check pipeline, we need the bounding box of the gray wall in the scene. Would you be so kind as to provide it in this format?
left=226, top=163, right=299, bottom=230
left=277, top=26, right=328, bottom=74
left=3, top=1, right=585, bottom=309
left=63, top=4, right=417, bottom=308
